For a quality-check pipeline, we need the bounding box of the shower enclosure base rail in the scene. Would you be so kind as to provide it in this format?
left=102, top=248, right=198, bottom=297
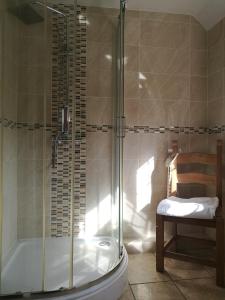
left=33, top=249, right=128, bottom=300
left=1, top=237, right=128, bottom=300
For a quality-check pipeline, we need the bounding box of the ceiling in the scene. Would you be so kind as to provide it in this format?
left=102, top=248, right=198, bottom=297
left=78, top=0, right=225, bottom=30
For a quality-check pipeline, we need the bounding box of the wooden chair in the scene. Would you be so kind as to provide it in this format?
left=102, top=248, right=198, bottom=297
left=156, top=140, right=224, bottom=287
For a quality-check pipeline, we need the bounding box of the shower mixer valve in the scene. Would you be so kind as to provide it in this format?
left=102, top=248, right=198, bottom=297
left=52, top=106, right=71, bottom=168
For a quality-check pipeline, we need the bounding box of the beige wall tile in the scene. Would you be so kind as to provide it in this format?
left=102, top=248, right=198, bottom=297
left=3, top=129, right=17, bottom=163
left=87, top=67, right=113, bottom=97
left=2, top=159, right=18, bottom=261
left=166, top=100, right=190, bottom=127
left=208, top=40, right=224, bottom=75
left=123, top=159, right=139, bottom=202
left=207, top=99, right=224, bottom=126
left=190, top=76, right=207, bottom=101
left=86, top=97, right=112, bottom=125
left=87, top=41, right=113, bottom=71
left=191, top=23, right=207, bottom=50
left=208, top=71, right=223, bottom=101
left=138, top=133, right=168, bottom=162
left=86, top=132, right=112, bottom=159
left=17, top=66, right=45, bottom=95
left=189, top=135, right=208, bottom=152
left=208, top=19, right=223, bottom=48
left=140, top=11, right=190, bottom=23
left=2, top=89, right=17, bottom=122
left=124, top=133, right=139, bottom=159
left=191, top=50, right=207, bottom=76
left=141, top=20, right=189, bottom=48
left=190, top=101, right=207, bottom=127
left=86, top=158, right=113, bottom=236
left=87, top=15, right=115, bottom=43
left=17, top=94, right=44, bottom=123
left=124, top=71, right=140, bottom=98
left=138, top=99, right=167, bottom=126
left=86, top=7, right=119, bottom=17
left=140, top=46, right=189, bottom=75
left=138, top=99, right=190, bottom=127
left=124, top=45, right=139, bottom=72
left=17, top=130, right=34, bottom=160
left=125, top=16, right=140, bottom=46
left=140, top=74, right=189, bottom=100
left=125, top=99, right=139, bottom=126
left=18, top=36, right=45, bottom=67
left=18, top=216, right=45, bottom=239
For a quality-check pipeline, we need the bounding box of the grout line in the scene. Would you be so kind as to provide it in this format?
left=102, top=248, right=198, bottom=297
left=129, top=278, right=171, bottom=286
left=172, top=280, right=188, bottom=300
left=172, top=276, right=215, bottom=282
left=129, top=284, right=137, bottom=300
left=166, top=271, right=188, bottom=300
left=188, top=15, right=192, bottom=153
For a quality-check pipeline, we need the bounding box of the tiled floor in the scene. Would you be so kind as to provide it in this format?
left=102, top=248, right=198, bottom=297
left=119, top=253, right=225, bottom=300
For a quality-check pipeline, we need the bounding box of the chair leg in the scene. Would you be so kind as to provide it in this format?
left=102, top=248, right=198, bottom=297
left=174, top=223, right=178, bottom=252
left=156, top=214, right=164, bottom=272
left=216, top=216, right=224, bottom=287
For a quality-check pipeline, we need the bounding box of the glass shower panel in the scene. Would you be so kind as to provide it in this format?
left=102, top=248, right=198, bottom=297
left=44, top=0, right=76, bottom=291
left=113, top=0, right=126, bottom=261
left=72, top=0, right=123, bottom=288
left=0, top=0, right=125, bottom=295
left=116, top=0, right=125, bottom=259
left=0, top=0, right=47, bottom=295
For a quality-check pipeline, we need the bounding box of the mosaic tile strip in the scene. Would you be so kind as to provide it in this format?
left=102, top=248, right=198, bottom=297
left=86, top=124, right=209, bottom=134
left=50, top=4, right=87, bottom=237
left=1, top=118, right=225, bottom=135
left=0, top=118, right=52, bottom=130
left=51, top=4, right=73, bottom=237
left=73, top=6, right=87, bottom=236
left=125, top=126, right=208, bottom=134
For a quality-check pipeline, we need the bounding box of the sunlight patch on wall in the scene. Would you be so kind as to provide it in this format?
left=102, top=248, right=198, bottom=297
left=136, top=157, right=154, bottom=212
left=139, top=72, right=146, bottom=80
left=84, top=194, right=112, bottom=237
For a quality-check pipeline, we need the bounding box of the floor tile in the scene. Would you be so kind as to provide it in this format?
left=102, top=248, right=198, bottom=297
left=175, top=278, right=225, bottom=300
left=128, top=254, right=170, bottom=284
left=119, top=285, right=135, bottom=300
left=131, top=281, right=185, bottom=300
left=205, top=266, right=216, bottom=277
left=165, top=258, right=212, bottom=280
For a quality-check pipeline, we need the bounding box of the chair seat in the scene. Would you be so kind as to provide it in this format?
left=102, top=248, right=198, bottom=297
left=157, top=196, right=219, bottom=219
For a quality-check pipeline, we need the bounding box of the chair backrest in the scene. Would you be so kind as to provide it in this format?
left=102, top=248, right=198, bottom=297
left=168, top=140, right=222, bottom=207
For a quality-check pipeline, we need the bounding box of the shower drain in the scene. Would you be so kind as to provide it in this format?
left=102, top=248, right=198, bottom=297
left=99, top=241, right=111, bottom=247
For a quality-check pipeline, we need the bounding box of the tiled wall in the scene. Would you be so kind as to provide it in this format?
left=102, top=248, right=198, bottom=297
left=50, top=4, right=86, bottom=237
left=207, top=18, right=225, bottom=226
left=16, top=14, right=51, bottom=239
left=123, top=11, right=208, bottom=252
left=85, top=7, right=117, bottom=237
left=1, top=2, right=225, bottom=254
left=1, top=2, right=18, bottom=263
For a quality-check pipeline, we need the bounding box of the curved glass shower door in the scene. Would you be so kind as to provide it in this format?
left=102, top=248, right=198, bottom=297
left=0, top=0, right=125, bottom=296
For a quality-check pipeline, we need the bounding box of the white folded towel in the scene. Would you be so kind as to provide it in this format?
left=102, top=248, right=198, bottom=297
left=157, top=196, right=219, bottom=219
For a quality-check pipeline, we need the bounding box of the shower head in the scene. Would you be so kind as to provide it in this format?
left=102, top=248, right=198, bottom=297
left=9, top=2, right=44, bottom=24
left=34, top=1, right=67, bottom=17
left=8, top=1, right=66, bottom=25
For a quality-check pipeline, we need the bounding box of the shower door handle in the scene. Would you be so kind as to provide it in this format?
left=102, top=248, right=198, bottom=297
left=116, top=116, right=126, bottom=138
left=121, top=116, right=126, bottom=138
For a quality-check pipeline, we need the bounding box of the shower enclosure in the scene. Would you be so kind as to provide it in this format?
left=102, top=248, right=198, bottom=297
left=0, top=0, right=126, bottom=297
